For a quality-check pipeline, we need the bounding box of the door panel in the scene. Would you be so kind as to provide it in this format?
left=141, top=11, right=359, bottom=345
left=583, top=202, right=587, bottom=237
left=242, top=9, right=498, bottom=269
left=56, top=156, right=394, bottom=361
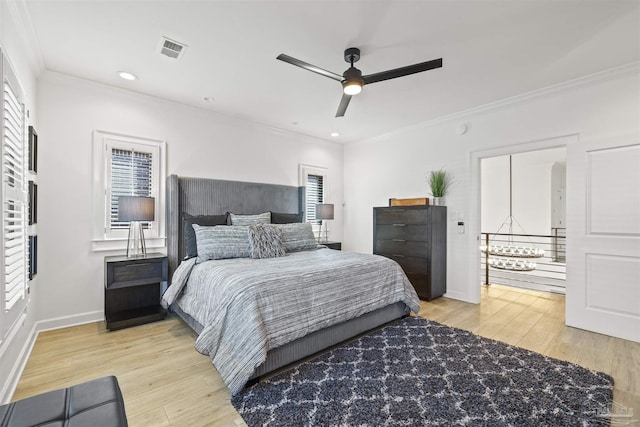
left=587, top=145, right=640, bottom=235
left=566, top=135, right=640, bottom=342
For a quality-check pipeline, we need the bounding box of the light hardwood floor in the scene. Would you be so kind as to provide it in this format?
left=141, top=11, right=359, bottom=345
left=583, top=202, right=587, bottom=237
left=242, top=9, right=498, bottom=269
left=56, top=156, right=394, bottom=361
left=13, top=284, right=640, bottom=426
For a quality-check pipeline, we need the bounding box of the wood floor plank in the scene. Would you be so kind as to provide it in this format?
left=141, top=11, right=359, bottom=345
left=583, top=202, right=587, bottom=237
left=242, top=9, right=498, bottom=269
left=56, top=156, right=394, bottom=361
left=12, top=284, right=639, bottom=426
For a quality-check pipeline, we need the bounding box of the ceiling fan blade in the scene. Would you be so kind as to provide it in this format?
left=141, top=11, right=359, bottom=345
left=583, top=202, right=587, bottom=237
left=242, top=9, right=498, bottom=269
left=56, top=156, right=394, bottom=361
left=362, top=58, right=442, bottom=85
left=277, top=54, right=343, bottom=82
left=335, top=93, right=352, bottom=117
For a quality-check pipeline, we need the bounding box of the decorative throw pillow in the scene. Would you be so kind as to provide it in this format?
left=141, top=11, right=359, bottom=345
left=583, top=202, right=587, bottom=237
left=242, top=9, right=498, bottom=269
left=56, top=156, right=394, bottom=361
left=270, top=211, right=303, bottom=224
left=276, top=222, right=318, bottom=252
left=193, top=224, right=250, bottom=262
left=229, top=212, right=271, bottom=226
left=183, top=213, right=228, bottom=259
left=247, top=224, right=286, bottom=259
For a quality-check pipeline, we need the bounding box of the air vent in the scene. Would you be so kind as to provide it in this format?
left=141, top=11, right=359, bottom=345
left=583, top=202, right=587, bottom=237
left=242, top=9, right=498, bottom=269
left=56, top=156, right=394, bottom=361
left=157, top=36, right=187, bottom=60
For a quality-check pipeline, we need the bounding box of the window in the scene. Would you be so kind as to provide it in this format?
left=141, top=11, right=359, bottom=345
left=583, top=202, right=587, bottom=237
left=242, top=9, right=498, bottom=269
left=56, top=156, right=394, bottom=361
left=92, top=131, right=166, bottom=251
left=1, top=50, right=28, bottom=339
left=299, top=164, right=328, bottom=229
left=109, top=148, right=153, bottom=230
left=305, top=174, right=324, bottom=225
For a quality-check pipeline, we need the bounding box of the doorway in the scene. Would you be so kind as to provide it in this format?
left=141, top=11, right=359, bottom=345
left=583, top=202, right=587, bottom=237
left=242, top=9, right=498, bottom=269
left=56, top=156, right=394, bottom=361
left=480, top=148, right=567, bottom=293
left=466, top=134, right=576, bottom=304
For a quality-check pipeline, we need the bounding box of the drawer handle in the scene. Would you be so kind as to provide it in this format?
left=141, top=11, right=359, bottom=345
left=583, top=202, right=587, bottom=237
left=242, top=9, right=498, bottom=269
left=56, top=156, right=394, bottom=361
left=392, top=239, right=406, bottom=243
left=392, top=254, right=406, bottom=258
left=392, top=223, right=407, bottom=227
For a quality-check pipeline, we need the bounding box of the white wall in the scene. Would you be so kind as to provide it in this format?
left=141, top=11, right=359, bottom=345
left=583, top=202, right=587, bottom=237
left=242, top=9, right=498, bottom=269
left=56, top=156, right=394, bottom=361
left=0, top=1, right=41, bottom=403
left=481, top=148, right=566, bottom=236
left=35, top=70, right=344, bottom=324
left=343, top=66, right=639, bottom=302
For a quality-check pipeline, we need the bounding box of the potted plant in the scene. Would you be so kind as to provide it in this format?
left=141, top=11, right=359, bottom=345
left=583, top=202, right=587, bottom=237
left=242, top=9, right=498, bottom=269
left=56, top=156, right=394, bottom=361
left=427, top=168, right=451, bottom=206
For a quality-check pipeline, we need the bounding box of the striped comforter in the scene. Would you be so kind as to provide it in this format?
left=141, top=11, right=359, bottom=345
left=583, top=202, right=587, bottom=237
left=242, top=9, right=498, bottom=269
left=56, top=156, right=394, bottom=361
left=162, top=247, right=420, bottom=395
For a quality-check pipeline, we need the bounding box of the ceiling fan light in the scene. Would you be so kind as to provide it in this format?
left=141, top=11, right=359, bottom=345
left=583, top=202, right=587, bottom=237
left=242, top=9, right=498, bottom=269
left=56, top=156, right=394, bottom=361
left=343, top=81, right=362, bottom=95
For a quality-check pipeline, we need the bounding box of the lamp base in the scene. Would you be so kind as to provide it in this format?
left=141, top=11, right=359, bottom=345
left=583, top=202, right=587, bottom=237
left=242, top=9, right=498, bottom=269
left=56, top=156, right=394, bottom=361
left=126, top=221, right=147, bottom=257
left=319, top=220, right=329, bottom=244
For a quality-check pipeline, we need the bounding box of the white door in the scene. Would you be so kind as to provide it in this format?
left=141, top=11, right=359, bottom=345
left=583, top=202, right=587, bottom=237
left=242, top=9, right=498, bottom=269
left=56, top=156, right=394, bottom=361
left=566, top=134, right=640, bottom=342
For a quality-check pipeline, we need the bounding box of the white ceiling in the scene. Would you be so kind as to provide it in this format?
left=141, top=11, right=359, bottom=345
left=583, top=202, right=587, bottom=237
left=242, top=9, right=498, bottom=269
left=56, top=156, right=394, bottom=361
left=24, top=1, right=639, bottom=143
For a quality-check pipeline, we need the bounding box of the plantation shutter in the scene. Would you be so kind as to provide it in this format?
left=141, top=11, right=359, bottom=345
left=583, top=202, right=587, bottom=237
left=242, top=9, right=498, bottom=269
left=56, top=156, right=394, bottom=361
left=306, top=174, right=324, bottom=224
left=2, top=55, right=27, bottom=314
left=109, top=148, right=153, bottom=230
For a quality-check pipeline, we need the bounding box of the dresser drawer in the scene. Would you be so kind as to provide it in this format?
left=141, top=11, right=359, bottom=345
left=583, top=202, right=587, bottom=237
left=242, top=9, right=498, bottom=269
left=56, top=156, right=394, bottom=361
left=375, top=239, right=429, bottom=257
left=380, top=254, right=429, bottom=275
left=404, top=272, right=429, bottom=298
left=375, top=208, right=428, bottom=225
left=375, top=224, right=429, bottom=241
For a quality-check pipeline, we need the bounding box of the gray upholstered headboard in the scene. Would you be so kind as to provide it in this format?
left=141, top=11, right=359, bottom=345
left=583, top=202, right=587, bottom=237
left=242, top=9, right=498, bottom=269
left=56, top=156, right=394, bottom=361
left=166, top=175, right=304, bottom=278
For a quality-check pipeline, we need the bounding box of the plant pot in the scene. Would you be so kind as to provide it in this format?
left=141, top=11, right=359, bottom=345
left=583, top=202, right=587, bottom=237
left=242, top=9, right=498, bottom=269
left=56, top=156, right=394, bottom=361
left=432, top=197, right=445, bottom=206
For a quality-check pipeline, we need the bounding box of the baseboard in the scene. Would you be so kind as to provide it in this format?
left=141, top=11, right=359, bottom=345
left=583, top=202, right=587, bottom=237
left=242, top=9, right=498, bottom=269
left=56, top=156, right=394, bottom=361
left=0, top=310, right=104, bottom=403
left=443, top=289, right=476, bottom=303
left=35, top=310, right=103, bottom=333
left=0, top=319, right=37, bottom=404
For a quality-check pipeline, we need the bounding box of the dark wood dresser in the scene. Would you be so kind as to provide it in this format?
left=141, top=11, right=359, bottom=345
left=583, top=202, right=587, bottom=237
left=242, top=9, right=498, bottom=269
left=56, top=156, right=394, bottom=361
left=373, top=205, right=447, bottom=300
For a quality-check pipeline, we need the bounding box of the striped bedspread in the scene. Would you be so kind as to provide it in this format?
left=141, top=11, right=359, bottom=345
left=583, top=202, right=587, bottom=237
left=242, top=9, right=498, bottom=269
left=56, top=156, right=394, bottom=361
left=162, top=247, right=420, bottom=395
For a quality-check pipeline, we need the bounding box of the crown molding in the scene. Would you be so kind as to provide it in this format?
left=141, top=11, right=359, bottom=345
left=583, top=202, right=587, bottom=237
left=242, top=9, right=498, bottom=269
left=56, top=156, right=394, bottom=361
left=4, top=0, right=46, bottom=75
left=349, top=61, right=640, bottom=146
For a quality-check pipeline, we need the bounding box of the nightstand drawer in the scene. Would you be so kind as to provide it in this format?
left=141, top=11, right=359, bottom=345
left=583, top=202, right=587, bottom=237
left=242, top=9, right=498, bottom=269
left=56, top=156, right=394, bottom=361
left=105, top=256, right=168, bottom=289
left=323, top=241, right=342, bottom=250
left=113, top=261, right=162, bottom=281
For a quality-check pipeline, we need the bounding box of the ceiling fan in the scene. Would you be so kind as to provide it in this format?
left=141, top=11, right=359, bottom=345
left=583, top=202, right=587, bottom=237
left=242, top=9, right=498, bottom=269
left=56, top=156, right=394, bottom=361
left=276, top=47, right=442, bottom=117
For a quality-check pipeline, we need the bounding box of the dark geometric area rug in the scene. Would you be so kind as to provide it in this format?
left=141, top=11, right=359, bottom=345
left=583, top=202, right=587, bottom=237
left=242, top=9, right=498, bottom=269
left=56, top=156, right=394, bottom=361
left=232, top=316, right=614, bottom=426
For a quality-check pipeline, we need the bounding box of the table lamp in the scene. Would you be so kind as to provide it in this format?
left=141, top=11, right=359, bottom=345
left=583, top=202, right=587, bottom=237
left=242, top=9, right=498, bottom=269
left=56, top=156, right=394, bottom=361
left=118, top=196, right=155, bottom=257
left=316, top=203, right=334, bottom=244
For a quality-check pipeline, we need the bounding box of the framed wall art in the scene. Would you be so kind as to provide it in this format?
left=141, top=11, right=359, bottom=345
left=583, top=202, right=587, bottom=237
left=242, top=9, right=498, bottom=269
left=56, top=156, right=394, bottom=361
left=29, top=235, right=37, bottom=280
left=28, top=126, right=37, bottom=174
left=29, top=181, right=37, bottom=225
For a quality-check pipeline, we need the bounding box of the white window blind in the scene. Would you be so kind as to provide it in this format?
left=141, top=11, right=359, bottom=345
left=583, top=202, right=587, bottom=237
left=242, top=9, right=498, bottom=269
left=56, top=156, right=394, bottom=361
left=2, top=59, right=27, bottom=316
left=306, top=174, right=324, bottom=225
left=109, top=148, right=153, bottom=230
left=4, top=201, right=26, bottom=310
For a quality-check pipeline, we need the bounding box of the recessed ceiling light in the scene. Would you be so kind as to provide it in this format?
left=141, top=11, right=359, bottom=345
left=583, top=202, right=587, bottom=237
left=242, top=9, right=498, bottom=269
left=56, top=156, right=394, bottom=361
left=203, top=97, right=215, bottom=102
left=118, top=71, right=137, bottom=81
left=331, top=132, right=340, bottom=137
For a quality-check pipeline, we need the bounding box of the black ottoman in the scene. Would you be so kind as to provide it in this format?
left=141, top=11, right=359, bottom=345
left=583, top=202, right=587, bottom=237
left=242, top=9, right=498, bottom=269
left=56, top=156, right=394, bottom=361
left=0, top=376, right=127, bottom=427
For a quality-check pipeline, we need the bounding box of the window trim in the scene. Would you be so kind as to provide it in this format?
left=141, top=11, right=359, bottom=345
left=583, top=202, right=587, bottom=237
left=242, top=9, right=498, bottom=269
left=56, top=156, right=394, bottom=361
left=91, top=130, right=166, bottom=252
left=299, top=163, right=329, bottom=226
left=1, top=48, right=29, bottom=341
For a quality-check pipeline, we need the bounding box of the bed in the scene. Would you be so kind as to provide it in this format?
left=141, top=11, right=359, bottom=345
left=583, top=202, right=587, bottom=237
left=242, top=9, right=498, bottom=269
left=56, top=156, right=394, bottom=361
left=164, top=175, right=420, bottom=394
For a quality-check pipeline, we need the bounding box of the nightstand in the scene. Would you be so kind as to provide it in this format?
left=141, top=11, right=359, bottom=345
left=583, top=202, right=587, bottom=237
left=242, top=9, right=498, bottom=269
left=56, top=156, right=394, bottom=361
left=323, top=241, right=342, bottom=250
left=104, top=253, right=168, bottom=330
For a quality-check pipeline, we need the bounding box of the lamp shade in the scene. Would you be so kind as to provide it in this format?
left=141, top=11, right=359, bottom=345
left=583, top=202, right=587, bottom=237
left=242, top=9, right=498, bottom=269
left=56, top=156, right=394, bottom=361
left=316, top=203, right=334, bottom=220
left=118, top=196, right=155, bottom=222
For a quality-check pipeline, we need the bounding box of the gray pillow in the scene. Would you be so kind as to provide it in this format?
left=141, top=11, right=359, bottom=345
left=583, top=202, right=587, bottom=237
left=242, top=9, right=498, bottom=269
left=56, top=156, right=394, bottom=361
left=193, top=224, right=250, bottom=262
left=276, top=223, right=318, bottom=252
left=229, top=212, right=271, bottom=226
left=248, top=224, right=286, bottom=259
left=182, top=213, right=228, bottom=259
left=270, top=211, right=303, bottom=224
